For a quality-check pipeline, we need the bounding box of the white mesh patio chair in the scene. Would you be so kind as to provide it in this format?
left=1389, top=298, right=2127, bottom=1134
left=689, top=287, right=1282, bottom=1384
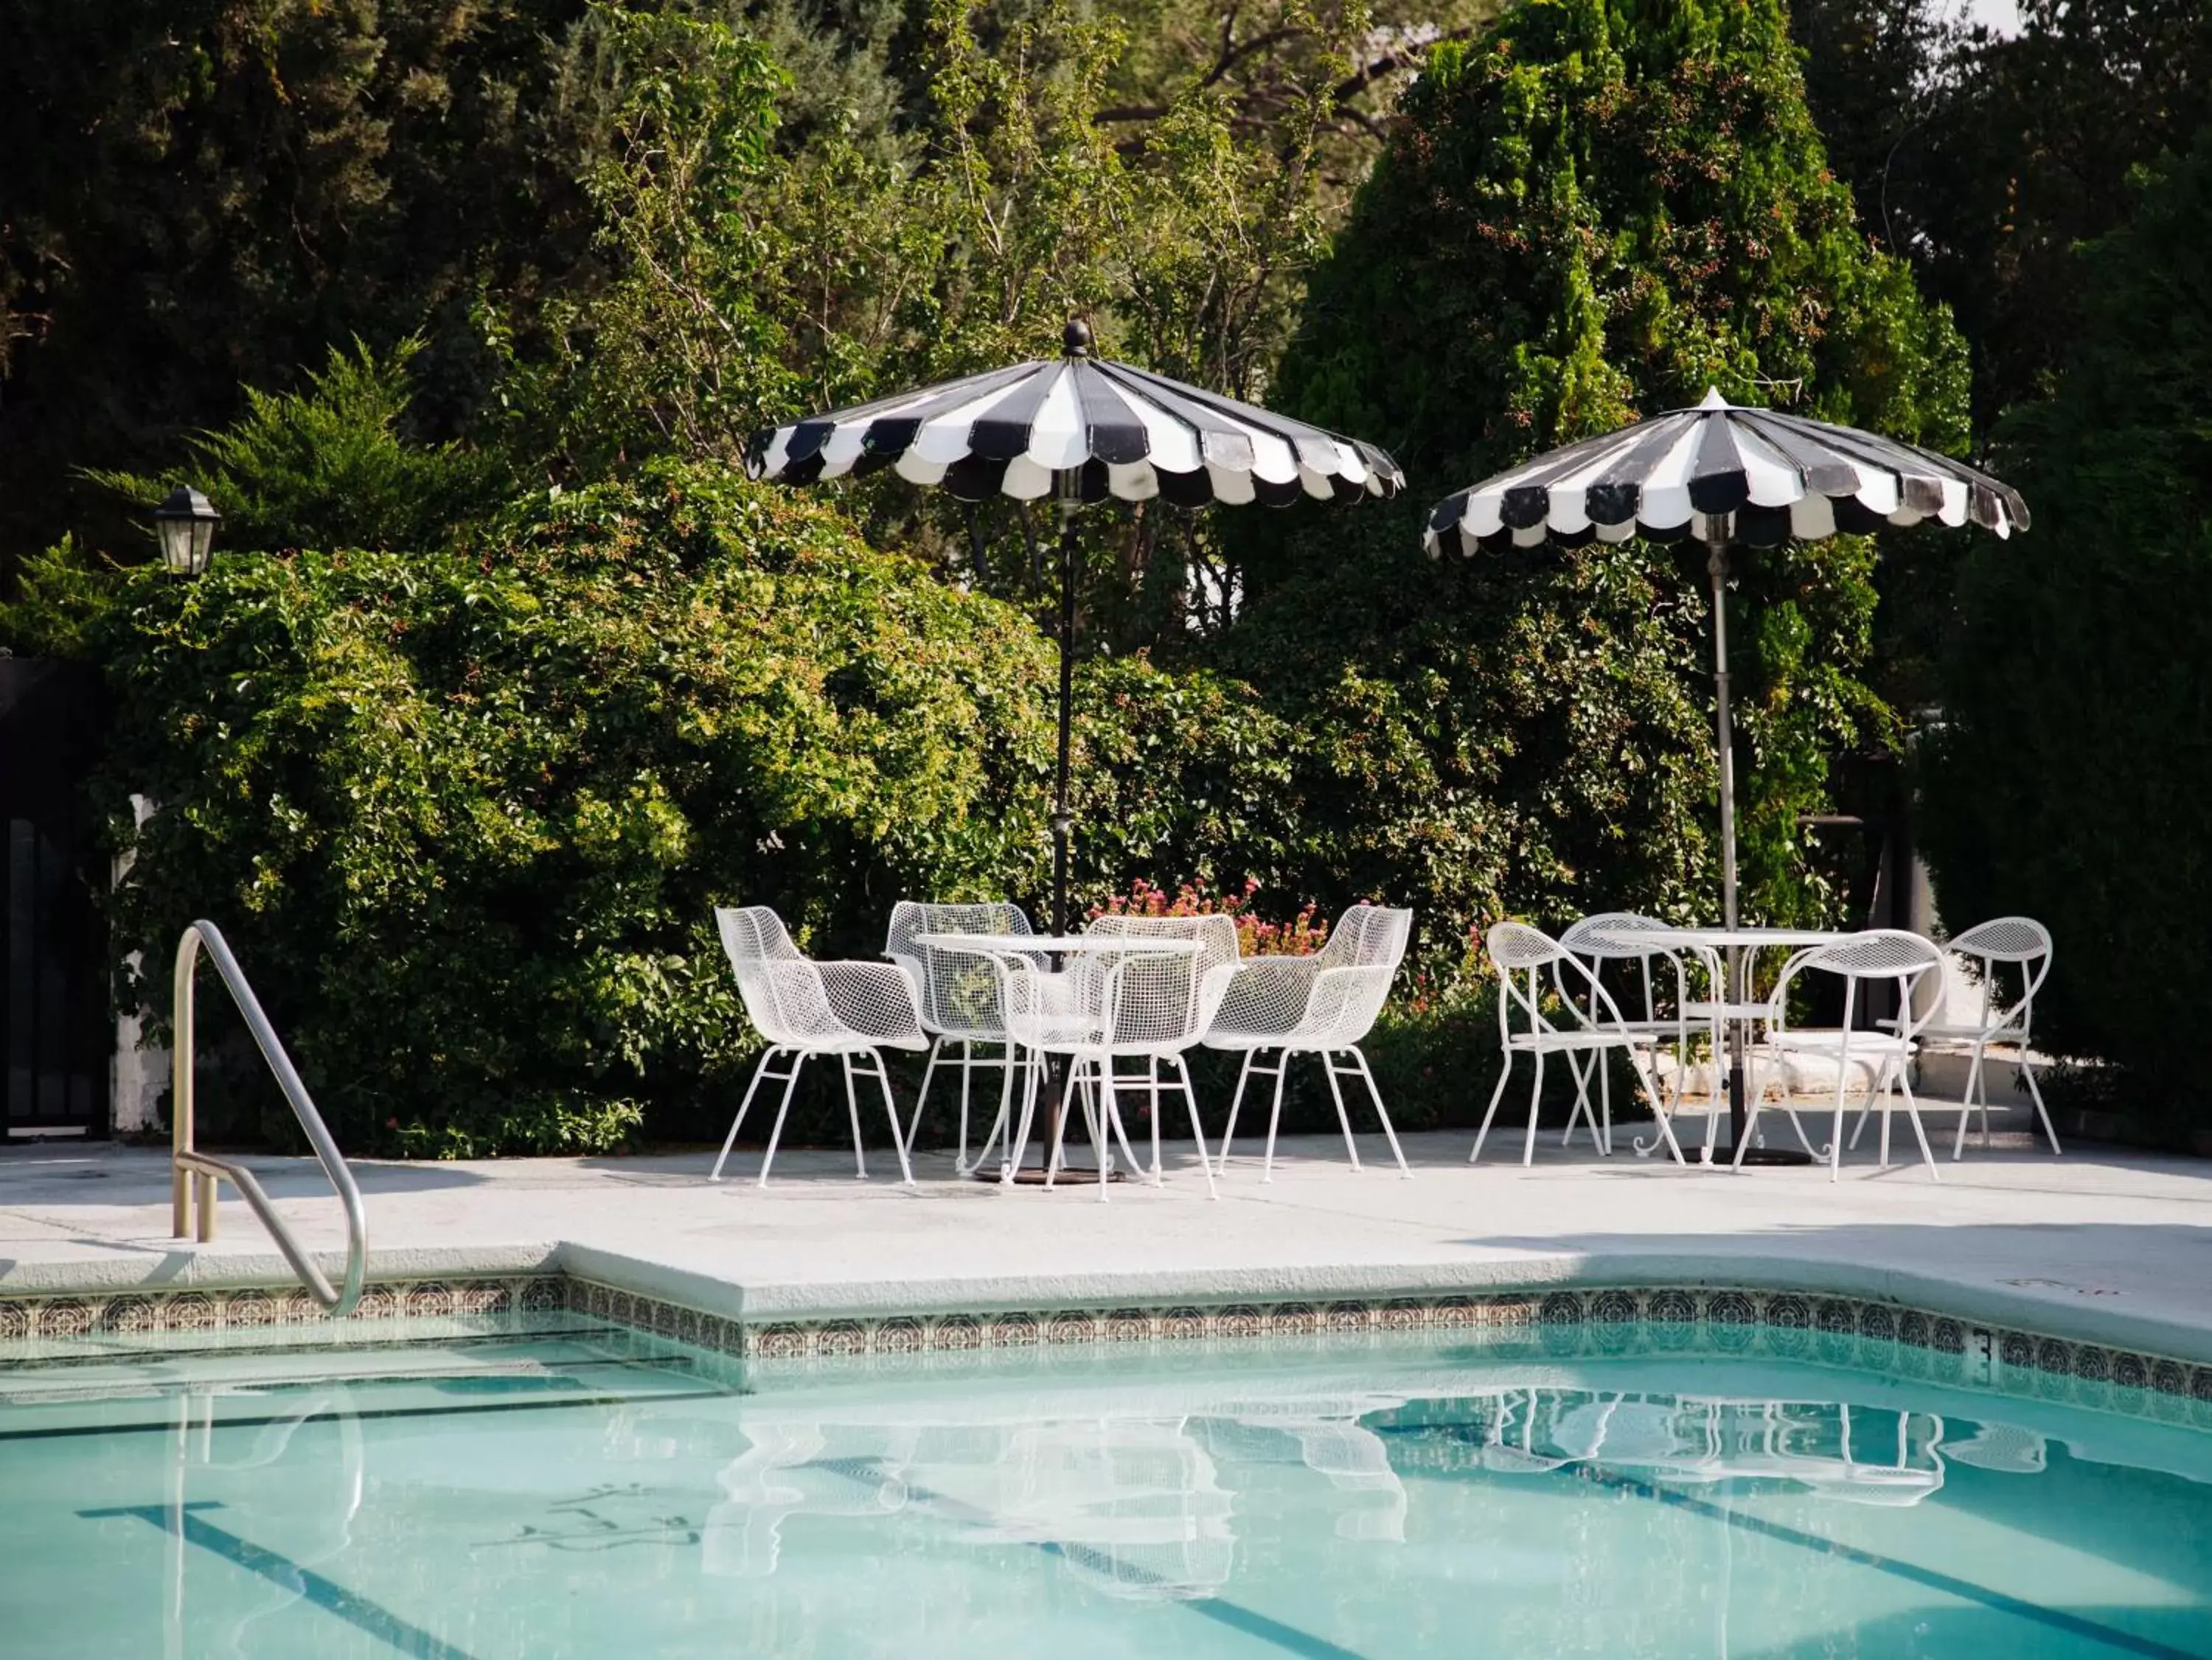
left=1557, top=913, right=1702, bottom=1157
left=884, top=900, right=1045, bottom=1173
left=1204, top=904, right=1413, bottom=1181
left=1874, top=916, right=2059, bottom=1159
left=1472, top=922, right=1688, bottom=1167
left=710, top=906, right=922, bottom=1187
left=1747, top=930, right=1943, bottom=1182
left=998, top=915, right=1239, bottom=1200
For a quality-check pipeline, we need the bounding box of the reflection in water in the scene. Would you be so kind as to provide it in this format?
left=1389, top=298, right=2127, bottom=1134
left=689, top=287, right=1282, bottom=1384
left=706, top=1381, right=1979, bottom=1601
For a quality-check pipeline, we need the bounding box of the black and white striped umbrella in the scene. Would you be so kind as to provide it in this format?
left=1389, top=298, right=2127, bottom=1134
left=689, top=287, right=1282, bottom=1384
left=746, top=321, right=1401, bottom=949
left=1419, top=388, right=2031, bottom=1165
left=1423, top=388, right=2027, bottom=559
left=748, top=329, right=1403, bottom=508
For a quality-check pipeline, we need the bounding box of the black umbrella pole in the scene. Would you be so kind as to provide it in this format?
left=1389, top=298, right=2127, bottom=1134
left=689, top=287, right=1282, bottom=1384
left=1051, top=507, right=1078, bottom=936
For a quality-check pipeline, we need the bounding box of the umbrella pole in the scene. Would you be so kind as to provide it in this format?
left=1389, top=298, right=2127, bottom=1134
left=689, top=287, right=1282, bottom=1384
left=1052, top=500, right=1078, bottom=935
left=1708, top=543, right=1747, bottom=1151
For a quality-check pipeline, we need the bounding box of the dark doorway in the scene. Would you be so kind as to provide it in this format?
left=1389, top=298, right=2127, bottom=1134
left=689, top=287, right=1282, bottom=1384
left=0, top=659, right=109, bottom=1139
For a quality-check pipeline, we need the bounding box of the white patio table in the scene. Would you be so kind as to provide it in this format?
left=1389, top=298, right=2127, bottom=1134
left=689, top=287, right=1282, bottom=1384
left=911, top=932, right=1200, bottom=1183
left=1583, top=924, right=1848, bottom=1166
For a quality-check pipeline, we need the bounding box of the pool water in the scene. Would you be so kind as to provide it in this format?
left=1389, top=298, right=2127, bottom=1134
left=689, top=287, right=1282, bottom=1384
left=4, top=1319, right=2209, bottom=1658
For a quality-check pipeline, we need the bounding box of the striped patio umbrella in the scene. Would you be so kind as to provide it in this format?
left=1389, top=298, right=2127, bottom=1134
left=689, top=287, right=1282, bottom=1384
left=750, top=321, right=1402, bottom=932
left=1424, top=388, right=2028, bottom=1162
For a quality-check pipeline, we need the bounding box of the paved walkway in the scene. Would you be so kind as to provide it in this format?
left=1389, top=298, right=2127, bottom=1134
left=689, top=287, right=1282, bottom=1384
left=4, top=1134, right=2211, bottom=1358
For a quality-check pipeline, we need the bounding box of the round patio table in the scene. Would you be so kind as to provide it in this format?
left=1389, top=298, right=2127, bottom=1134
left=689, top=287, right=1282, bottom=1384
left=911, top=932, right=1200, bottom=1184
left=1583, top=924, right=1848, bottom=1166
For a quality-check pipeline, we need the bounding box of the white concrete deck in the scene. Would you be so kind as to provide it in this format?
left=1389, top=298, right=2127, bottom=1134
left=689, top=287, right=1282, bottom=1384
left=4, top=1134, right=2210, bottom=1360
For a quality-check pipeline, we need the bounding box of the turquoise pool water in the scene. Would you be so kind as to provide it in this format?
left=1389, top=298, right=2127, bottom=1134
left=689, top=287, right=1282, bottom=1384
left=3, top=1320, right=2208, bottom=1658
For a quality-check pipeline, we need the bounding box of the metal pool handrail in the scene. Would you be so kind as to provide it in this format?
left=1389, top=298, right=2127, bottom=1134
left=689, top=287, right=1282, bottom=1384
left=170, top=920, right=366, bottom=1317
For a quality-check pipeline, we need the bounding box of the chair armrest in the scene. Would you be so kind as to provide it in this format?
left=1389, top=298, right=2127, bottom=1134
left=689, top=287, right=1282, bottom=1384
left=1210, top=958, right=1324, bottom=1036
left=817, top=960, right=925, bottom=1041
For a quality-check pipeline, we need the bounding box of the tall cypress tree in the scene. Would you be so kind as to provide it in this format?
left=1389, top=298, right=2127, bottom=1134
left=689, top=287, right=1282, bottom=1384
left=1220, top=0, right=1971, bottom=940
left=1918, top=136, right=2212, bottom=1121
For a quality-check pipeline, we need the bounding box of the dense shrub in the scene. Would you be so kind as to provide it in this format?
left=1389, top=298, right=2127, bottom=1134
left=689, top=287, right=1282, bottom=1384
left=73, top=464, right=1057, bottom=1154
left=1918, top=136, right=2212, bottom=1124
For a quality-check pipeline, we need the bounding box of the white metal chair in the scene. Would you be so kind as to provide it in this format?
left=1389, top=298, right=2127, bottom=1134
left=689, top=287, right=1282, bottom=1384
left=885, top=900, right=1042, bottom=1172
left=1748, top=930, right=1942, bottom=1181
left=1878, top=916, right=2060, bottom=1158
left=711, top=906, right=922, bottom=1187
left=1557, top=913, right=1701, bottom=1157
left=1472, top=922, right=1688, bottom=1167
left=998, top=915, right=1239, bottom=1199
left=1206, top=904, right=1413, bottom=1180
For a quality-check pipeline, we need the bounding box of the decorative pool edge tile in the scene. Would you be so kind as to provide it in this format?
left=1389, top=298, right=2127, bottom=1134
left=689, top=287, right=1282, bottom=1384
left=4, top=1276, right=2211, bottom=1430
left=562, top=1280, right=2212, bottom=1430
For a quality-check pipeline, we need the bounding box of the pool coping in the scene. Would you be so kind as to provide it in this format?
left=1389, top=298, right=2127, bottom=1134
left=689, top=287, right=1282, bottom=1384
left=4, top=1252, right=2212, bottom=1432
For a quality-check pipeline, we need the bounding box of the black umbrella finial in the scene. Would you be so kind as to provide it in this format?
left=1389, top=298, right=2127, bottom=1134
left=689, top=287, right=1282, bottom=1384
left=1062, top=318, right=1093, bottom=358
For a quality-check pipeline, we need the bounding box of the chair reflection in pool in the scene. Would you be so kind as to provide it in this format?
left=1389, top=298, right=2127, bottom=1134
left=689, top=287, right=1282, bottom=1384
left=704, top=1423, right=916, bottom=1578
left=1475, top=1389, right=1949, bottom=1504
left=704, top=1413, right=1235, bottom=1600
left=1207, top=1395, right=1412, bottom=1543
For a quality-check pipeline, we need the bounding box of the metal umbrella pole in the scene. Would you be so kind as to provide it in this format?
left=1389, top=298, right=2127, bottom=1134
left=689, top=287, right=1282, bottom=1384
left=1706, top=540, right=1747, bottom=1148
left=1051, top=475, right=1080, bottom=935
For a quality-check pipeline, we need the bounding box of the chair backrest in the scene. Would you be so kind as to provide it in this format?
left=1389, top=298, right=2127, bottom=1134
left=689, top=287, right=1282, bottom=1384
left=1486, top=921, right=1636, bottom=1042
left=1783, top=930, right=1944, bottom=1040
left=1081, top=914, right=1242, bottom=1050
left=1558, top=912, right=1687, bottom=1023
left=885, top=900, right=1033, bottom=1037
left=716, top=905, right=835, bottom=1046
left=1315, top=904, right=1413, bottom=971
left=1944, top=916, right=2051, bottom=1040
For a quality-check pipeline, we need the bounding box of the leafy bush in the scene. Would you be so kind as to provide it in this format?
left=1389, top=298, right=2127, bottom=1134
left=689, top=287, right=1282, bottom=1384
left=1918, top=136, right=2212, bottom=1124
left=79, top=462, right=1056, bottom=1155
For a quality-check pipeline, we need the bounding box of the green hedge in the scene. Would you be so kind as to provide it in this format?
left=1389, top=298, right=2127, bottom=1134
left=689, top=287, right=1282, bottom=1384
left=80, top=464, right=1056, bottom=1154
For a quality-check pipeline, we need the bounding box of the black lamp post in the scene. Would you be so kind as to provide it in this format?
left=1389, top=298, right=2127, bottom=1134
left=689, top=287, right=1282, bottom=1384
left=153, top=486, right=220, bottom=576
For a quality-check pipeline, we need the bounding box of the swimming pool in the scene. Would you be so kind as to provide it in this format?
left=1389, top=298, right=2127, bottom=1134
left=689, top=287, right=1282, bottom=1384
left=4, top=1317, right=2208, bottom=1658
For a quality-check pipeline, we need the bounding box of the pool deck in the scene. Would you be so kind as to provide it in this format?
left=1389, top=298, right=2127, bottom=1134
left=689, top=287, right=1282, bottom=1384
left=3, top=1133, right=2211, bottom=1361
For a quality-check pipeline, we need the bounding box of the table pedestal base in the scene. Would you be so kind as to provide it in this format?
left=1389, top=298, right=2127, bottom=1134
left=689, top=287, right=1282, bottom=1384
left=1721, top=1145, right=1815, bottom=1168
left=986, top=1165, right=1131, bottom=1187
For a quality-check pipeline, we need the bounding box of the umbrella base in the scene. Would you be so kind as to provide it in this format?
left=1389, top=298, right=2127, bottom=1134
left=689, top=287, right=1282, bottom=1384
left=1718, top=1145, right=1816, bottom=1168
left=983, top=1165, right=1131, bottom=1187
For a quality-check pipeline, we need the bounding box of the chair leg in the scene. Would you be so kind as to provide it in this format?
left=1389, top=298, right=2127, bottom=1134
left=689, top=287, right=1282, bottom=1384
left=965, top=1043, right=1018, bottom=1176
left=1345, top=1048, right=1411, bottom=1178
left=1095, top=1061, right=1119, bottom=1203
left=1166, top=1056, right=1220, bottom=1200
left=1877, top=1059, right=1893, bottom=1171
left=860, top=1049, right=915, bottom=1185
left=1521, top=1050, right=1545, bottom=1168
left=712, top=1047, right=782, bottom=1182
left=1471, top=1052, right=1513, bottom=1165
left=1599, top=1054, right=1614, bottom=1156
left=1103, top=1060, right=1150, bottom=1186
left=905, top=1036, right=945, bottom=1158
left=1217, top=1052, right=1259, bottom=1175
left=1894, top=1059, right=1941, bottom=1182
left=1559, top=1052, right=1593, bottom=1148
left=840, top=1054, right=869, bottom=1179
left=1731, top=1063, right=1773, bottom=1175
left=1001, top=1051, right=1044, bottom=1184
left=1149, top=1054, right=1164, bottom=1179
left=1320, top=1047, right=1363, bottom=1171
left=1262, top=1054, right=1292, bottom=1183
left=757, top=1053, right=809, bottom=1188
left=1624, top=1046, right=1687, bottom=1165
left=2023, top=1053, right=2062, bottom=1155
left=1952, top=1044, right=1983, bottom=1161
left=956, top=1040, right=975, bottom=1173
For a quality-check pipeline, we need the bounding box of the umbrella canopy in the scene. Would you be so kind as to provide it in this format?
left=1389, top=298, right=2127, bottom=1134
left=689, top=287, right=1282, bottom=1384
left=1423, top=388, right=2027, bottom=558
left=749, top=328, right=1403, bottom=507
left=747, top=321, right=1401, bottom=938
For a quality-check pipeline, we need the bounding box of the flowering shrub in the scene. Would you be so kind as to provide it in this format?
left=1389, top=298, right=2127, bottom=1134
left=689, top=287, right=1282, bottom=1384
left=1090, top=878, right=1328, bottom=958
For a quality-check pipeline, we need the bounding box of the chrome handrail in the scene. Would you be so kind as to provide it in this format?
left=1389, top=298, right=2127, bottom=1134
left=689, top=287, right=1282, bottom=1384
left=170, top=920, right=366, bottom=1317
